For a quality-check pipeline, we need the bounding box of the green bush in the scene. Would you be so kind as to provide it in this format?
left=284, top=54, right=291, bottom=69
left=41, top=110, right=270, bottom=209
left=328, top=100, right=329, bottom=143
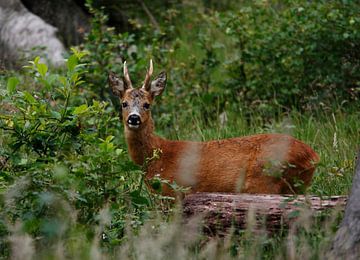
left=220, top=1, right=360, bottom=110
left=0, top=50, right=158, bottom=256
left=93, top=0, right=360, bottom=121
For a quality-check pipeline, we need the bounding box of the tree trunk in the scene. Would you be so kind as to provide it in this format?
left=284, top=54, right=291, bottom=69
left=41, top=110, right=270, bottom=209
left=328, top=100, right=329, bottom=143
left=183, top=193, right=347, bottom=236
left=329, top=150, right=360, bottom=260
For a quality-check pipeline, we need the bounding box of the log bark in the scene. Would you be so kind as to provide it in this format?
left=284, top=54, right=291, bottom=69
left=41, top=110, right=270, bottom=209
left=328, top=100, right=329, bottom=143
left=183, top=193, right=347, bottom=236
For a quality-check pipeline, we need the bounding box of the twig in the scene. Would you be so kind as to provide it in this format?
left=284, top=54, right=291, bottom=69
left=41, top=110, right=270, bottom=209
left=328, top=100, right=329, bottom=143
left=138, top=0, right=161, bottom=31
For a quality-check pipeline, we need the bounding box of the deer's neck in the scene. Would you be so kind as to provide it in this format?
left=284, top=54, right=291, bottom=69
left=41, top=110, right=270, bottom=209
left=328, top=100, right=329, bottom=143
left=124, top=118, right=162, bottom=165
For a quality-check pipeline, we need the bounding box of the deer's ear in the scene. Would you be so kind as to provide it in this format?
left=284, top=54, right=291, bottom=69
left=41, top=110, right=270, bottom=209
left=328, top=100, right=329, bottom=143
left=150, top=71, right=166, bottom=97
left=108, top=71, right=126, bottom=98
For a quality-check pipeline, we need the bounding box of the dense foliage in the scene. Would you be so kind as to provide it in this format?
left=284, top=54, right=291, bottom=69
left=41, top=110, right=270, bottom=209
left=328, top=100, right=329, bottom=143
left=0, top=0, right=359, bottom=258
left=96, top=0, right=360, bottom=116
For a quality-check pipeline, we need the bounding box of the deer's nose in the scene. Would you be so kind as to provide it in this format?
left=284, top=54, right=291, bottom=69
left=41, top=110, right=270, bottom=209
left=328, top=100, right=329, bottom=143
left=127, top=114, right=141, bottom=126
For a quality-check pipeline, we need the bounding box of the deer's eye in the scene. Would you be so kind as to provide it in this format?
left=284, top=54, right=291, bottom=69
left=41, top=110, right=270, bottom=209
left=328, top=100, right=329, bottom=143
left=122, top=102, right=128, bottom=108
left=143, top=103, right=150, bottom=110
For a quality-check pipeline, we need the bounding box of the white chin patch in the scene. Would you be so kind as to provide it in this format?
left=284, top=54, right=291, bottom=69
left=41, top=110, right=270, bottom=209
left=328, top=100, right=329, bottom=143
left=128, top=124, right=140, bottom=129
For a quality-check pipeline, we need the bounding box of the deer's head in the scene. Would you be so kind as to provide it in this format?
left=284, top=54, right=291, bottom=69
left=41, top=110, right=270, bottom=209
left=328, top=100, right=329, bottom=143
left=108, top=60, right=166, bottom=130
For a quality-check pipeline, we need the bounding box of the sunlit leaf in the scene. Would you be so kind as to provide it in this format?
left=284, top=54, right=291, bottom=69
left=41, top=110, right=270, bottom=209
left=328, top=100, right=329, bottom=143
left=36, top=63, right=48, bottom=78
left=67, top=55, right=78, bottom=72
left=73, top=104, right=88, bottom=115
left=23, top=91, right=37, bottom=104
left=7, top=77, right=19, bottom=95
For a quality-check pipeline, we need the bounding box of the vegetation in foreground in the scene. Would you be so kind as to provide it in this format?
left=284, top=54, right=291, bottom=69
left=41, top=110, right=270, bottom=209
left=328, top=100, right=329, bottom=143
left=0, top=0, right=359, bottom=258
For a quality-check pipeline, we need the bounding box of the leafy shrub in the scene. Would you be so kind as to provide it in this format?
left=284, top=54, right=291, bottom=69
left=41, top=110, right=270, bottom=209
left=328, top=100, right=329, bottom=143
left=112, top=1, right=360, bottom=117
left=217, top=1, right=360, bottom=110
left=0, top=50, right=157, bottom=256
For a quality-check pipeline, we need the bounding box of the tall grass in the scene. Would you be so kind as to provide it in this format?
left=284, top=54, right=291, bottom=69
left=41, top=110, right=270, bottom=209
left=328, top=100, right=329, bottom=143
left=3, top=199, right=344, bottom=259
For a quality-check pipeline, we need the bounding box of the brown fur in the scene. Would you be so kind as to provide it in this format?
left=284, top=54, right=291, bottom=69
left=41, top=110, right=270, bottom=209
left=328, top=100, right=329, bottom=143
left=126, top=121, right=319, bottom=196
left=109, top=65, right=319, bottom=196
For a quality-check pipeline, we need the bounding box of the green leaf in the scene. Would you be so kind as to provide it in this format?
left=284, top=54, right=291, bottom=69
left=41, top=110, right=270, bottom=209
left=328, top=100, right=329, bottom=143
left=51, top=111, right=62, bottom=119
left=67, top=55, right=78, bottom=72
left=24, top=121, right=31, bottom=129
left=7, top=77, right=20, bottom=94
left=70, top=47, right=89, bottom=59
left=105, top=136, right=114, bottom=143
left=36, top=63, right=48, bottom=78
left=23, top=91, right=36, bottom=104
left=75, top=80, right=86, bottom=86
left=115, top=149, right=123, bottom=155
left=58, top=76, right=67, bottom=86
left=130, top=190, right=149, bottom=206
left=73, top=104, right=88, bottom=115
left=71, top=73, right=80, bottom=84
left=34, top=56, right=40, bottom=65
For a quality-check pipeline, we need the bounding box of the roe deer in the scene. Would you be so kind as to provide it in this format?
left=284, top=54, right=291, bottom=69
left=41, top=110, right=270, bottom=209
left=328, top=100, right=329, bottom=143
left=108, top=60, right=319, bottom=196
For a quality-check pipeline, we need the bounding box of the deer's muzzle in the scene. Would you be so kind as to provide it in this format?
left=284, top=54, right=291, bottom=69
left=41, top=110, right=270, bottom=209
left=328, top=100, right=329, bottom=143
left=127, top=114, right=141, bottom=129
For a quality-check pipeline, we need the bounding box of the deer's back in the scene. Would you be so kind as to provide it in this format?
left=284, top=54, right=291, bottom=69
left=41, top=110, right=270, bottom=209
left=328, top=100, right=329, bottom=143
left=147, top=133, right=319, bottom=195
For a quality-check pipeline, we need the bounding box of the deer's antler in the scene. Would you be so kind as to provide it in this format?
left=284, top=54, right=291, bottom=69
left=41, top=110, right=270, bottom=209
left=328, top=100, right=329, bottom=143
left=123, top=61, right=133, bottom=88
left=142, top=59, right=153, bottom=91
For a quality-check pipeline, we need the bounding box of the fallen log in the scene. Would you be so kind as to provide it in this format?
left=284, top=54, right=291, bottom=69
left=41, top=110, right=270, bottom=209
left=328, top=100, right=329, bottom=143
left=183, top=193, right=347, bottom=235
